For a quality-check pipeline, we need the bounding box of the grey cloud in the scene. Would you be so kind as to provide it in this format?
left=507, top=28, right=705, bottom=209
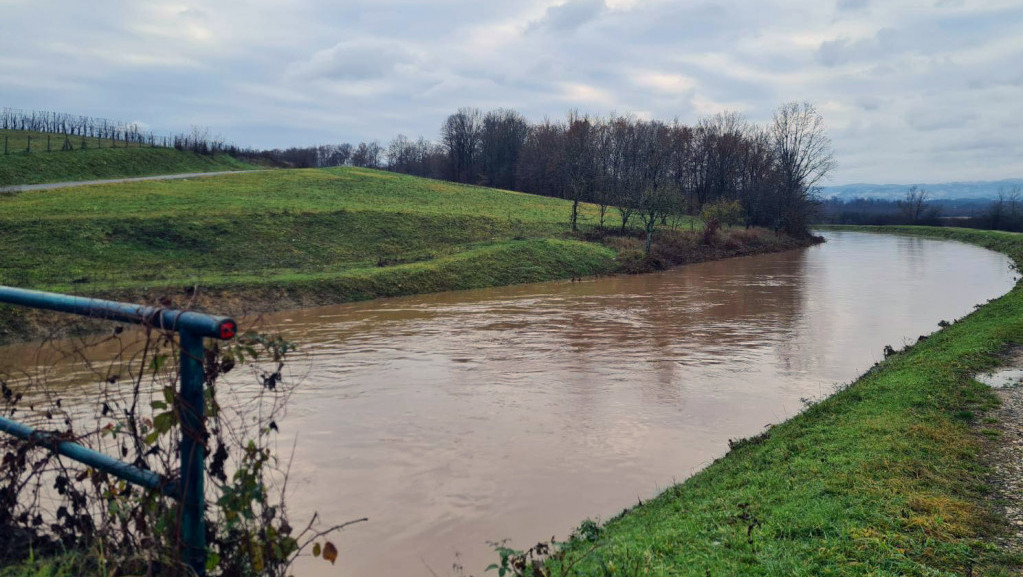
left=290, top=39, right=418, bottom=81
left=855, top=97, right=883, bottom=111
left=528, top=0, right=606, bottom=33
left=816, top=28, right=901, bottom=67
left=904, top=109, right=977, bottom=132
left=837, top=0, right=868, bottom=11
left=816, top=38, right=852, bottom=67
left=3, top=0, right=1023, bottom=183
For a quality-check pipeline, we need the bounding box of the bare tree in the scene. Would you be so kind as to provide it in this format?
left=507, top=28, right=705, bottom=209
left=634, top=121, right=675, bottom=253
left=988, top=185, right=1022, bottom=230
left=898, top=186, right=929, bottom=223
left=441, top=107, right=483, bottom=183
left=516, top=119, right=567, bottom=200
left=770, top=102, right=835, bottom=236
left=351, top=141, right=383, bottom=168
left=480, top=109, right=529, bottom=190
left=564, top=112, right=596, bottom=231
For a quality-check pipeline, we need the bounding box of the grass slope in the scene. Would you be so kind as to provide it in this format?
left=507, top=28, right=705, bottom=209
left=0, top=166, right=807, bottom=345
left=550, top=226, right=1023, bottom=576
left=0, top=168, right=608, bottom=289
left=0, top=167, right=622, bottom=341
left=0, top=129, right=254, bottom=185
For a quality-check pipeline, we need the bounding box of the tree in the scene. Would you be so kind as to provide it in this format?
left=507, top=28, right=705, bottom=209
left=898, top=186, right=929, bottom=223
left=988, top=185, right=1022, bottom=231
left=441, top=107, right=483, bottom=183
left=480, top=109, right=529, bottom=190
left=770, top=102, right=835, bottom=236
left=633, top=121, right=674, bottom=253
left=387, top=135, right=415, bottom=173
left=516, top=120, right=567, bottom=199
left=607, top=116, right=639, bottom=233
left=563, top=112, right=595, bottom=231
left=351, top=141, right=383, bottom=168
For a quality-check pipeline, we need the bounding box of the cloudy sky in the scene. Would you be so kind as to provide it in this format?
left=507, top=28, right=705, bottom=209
left=2, top=0, right=1022, bottom=184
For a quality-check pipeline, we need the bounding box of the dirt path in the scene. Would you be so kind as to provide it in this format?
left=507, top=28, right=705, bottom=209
left=988, top=389, right=1023, bottom=549
left=977, top=358, right=1023, bottom=562
left=0, top=170, right=263, bottom=193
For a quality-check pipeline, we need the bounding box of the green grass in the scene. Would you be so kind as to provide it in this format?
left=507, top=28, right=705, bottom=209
left=0, top=129, right=255, bottom=186
left=0, top=166, right=804, bottom=346
left=0, top=168, right=607, bottom=289
left=0, top=167, right=625, bottom=341
left=0, top=128, right=154, bottom=153
left=546, top=225, right=1023, bottom=576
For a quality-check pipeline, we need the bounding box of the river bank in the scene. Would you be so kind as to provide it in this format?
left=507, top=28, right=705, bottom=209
left=0, top=167, right=815, bottom=344
left=8, top=229, right=999, bottom=577
left=545, top=225, right=1023, bottom=576
left=0, top=229, right=813, bottom=345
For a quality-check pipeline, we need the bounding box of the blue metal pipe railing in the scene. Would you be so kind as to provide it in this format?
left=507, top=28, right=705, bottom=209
left=0, top=286, right=236, bottom=340
left=0, top=417, right=177, bottom=497
left=0, top=285, right=236, bottom=576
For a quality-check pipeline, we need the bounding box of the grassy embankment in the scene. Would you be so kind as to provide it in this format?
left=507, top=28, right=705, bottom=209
left=0, top=167, right=806, bottom=344
left=0, top=129, right=254, bottom=186
left=546, top=225, right=1023, bottom=576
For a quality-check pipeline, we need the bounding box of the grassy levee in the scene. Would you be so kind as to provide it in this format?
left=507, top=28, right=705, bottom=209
left=0, top=129, right=255, bottom=185
left=0, top=167, right=621, bottom=342
left=0, top=166, right=810, bottom=345
left=549, top=226, right=1023, bottom=576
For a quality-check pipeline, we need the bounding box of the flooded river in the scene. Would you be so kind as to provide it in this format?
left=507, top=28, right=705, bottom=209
left=2, top=231, right=1018, bottom=575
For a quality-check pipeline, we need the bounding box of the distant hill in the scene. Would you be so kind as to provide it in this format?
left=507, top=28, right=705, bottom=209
left=823, top=179, right=1023, bottom=201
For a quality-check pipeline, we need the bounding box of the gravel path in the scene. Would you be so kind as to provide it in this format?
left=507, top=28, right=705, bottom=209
left=0, top=170, right=262, bottom=193
left=978, top=356, right=1023, bottom=559
left=988, top=387, right=1023, bottom=550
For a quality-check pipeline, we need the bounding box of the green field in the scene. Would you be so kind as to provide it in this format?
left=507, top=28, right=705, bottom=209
left=544, top=226, right=1023, bottom=576
left=0, top=167, right=611, bottom=289
left=0, top=129, right=255, bottom=186
left=0, top=167, right=620, bottom=340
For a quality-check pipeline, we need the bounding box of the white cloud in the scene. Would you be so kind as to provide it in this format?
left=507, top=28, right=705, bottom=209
left=632, top=72, right=697, bottom=95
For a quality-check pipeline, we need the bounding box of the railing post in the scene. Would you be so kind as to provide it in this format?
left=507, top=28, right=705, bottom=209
left=0, top=286, right=236, bottom=574
left=179, top=329, right=207, bottom=576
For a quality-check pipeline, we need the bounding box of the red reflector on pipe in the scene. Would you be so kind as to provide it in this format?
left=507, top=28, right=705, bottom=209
left=219, top=321, right=236, bottom=340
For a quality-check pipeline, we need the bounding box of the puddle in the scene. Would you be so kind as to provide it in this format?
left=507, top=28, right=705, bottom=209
left=978, top=368, right=1023, bottom=389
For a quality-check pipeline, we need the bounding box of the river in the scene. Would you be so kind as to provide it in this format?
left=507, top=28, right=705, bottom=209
left=1, top=231, right=1018, bottom=575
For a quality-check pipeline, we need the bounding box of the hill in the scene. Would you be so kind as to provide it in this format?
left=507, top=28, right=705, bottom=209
left=0, top=129, right=255, bottom=186
left=823, top=178, right=1023, bottom=201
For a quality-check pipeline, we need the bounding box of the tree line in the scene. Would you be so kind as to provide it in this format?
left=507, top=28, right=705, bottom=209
left=385, top=103, right=834, bottom=241
left=1, top=107, right=244, bottom=155
left=822, top=185, right=1023, bottom=232
left=262, top=103, right=835, bottom=243
left=3, top=104, right=836, bottom=241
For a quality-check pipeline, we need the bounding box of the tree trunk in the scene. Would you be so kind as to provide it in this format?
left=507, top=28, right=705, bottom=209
left=571, top=195, right=579, bottom=232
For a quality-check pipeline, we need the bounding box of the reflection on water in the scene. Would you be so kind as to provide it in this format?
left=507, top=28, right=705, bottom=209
left=0, top=232, right=1017, bottom=576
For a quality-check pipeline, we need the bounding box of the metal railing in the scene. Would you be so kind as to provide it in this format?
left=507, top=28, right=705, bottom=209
left=0, top=286, right=237, bottom=576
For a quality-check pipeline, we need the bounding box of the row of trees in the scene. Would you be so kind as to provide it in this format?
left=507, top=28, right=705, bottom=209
left=821, top=185, right=1023, bottom=232
left=3, top=105, right=835, bottom=240
left=385, top=103, right=834, bottom=240
left=821, top=189, right=943, bottom=226
left=2, top=107, right=171, bottom=148
left=244, top=141, right=386, bottom=169
left=0, top=107, right=249, bottom=155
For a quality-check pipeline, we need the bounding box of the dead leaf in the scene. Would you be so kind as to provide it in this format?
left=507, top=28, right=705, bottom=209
left=323, top=541, right=338, bottom=565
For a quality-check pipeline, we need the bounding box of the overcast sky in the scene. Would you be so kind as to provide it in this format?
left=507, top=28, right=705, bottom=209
left=2, top=0, right=1022, bottom=184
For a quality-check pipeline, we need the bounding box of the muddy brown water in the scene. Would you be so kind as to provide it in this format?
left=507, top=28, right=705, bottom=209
left=0, top=231, right=1018, bottom=576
